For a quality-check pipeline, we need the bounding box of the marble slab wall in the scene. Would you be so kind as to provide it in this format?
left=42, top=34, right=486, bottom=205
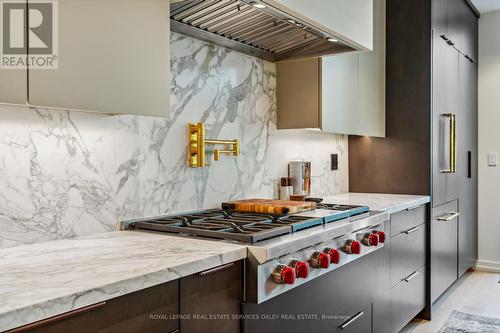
left=0, top=32, right=348, bottom=248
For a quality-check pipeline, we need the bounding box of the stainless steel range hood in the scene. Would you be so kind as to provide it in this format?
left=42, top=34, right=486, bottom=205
left=170, top=0, right=358, bottom=62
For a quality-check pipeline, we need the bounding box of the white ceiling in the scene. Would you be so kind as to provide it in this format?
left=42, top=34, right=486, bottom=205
left=470, top=0, right=500, bottom=14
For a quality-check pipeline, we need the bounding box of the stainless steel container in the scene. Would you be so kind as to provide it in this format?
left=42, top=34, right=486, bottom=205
left=288, top=161, right=311, bottom=196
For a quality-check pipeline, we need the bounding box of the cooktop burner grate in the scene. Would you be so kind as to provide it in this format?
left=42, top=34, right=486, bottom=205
left=130, top=210, right=325, bottom=243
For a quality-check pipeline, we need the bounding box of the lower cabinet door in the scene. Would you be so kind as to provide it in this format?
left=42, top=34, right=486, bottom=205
left=180, top=261, right=242, bottom=333
left=390, top=266, right=426, bottom=333
left=431, top=200, right=459, bottom=303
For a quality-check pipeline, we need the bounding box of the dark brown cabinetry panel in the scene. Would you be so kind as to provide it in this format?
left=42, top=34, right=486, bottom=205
left=432, top=31, right=460, bottom=208
left=11, top=280, right=180, bottom=333
left=349, top=0, right=431, bottom=195
left=457, top=55, right=478, bottom=277
left=180, top=261, right=242, bottom=333
left=432, top=0, right=479, bottom=60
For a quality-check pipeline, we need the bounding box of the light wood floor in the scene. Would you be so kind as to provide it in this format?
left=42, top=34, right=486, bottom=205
left=402, top=270, right=500, bottom=333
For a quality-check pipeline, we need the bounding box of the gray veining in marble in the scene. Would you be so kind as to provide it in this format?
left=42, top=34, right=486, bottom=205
left=0, top=32, right=348, bottom=249
left=0, top=231, right=247, bottom=332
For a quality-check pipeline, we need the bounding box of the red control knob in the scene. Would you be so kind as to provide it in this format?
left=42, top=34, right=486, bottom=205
left=310, top=251, right=330, bottom=269
left=373, top=230, right=386, bottom=243
left=289, top=260, right=310, bottom=279
left=342, top=239, right=361, bottom=254
left=296, top=261, right=309, bottom=278
left=323, top=247, right=340, bottom=264
left=282, top=266, right=296, bottom=284
left=362, top=232, right=379, bottom=246
left=272, top=265, right=296, bottom=284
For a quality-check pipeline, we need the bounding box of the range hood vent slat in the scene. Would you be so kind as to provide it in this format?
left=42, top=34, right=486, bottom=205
left=171, top=0, right=357, bottom=62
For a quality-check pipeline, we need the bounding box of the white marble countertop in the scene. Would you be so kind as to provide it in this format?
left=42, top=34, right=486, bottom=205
left=0, top=231, right=247, bottom=332
left=322, top=193, right=430, bottom=214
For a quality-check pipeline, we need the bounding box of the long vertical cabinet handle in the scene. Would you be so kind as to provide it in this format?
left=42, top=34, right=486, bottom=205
left=452, top=113, right=457, bottom=173
left=468, top=151, right=472, bottom=178
left=440, top=113, right=454, bottom=173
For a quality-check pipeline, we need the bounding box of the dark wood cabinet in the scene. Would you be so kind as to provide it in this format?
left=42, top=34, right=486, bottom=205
left=349, top=0, right=478, bottom=321
left=457, top=55, right=478, bottom=278
left=11, top=280, right=180, bottom=333
left=432, top=31, right=460, bottom=208
left=432, top=0, right=478, bottom=60
left=180, top=261, right=242, bottom=333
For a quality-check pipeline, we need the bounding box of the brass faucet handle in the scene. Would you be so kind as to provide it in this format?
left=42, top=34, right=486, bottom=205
left=233, top=140, right=240, bottom=156
left=214, top=149, right=220, bottom=161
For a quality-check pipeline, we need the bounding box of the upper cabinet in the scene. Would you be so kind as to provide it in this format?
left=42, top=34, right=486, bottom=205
left=29, top=0, right=170, bottom=116
left=1, top=0, right=171, bottom=117
left=0, top=1, right=27, bottom=105
left=277, top=0, right=385, bottom=137
left=263, top=0, right=374, bottom=51
left=432, top=0, right=478, bottom=61
left=0, top=63, right=27, bottom=106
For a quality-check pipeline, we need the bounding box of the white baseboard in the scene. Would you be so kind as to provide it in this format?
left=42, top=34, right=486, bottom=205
left=475, top=259, right=500, bottom=273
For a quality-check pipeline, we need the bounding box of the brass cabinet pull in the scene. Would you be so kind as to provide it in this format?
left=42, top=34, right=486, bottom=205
left=452, top=114, right=457, bottom=172
left=435, top=211, right=460, bottom=222
left=198, top=262, right=235, bottom=276
left=440, top=113, right=457, bottom=174
left=339, top=311, right=365, bottom=330
left=404, top=270, right=420, bottom=283
left=403, top=226, right=421, bottom=235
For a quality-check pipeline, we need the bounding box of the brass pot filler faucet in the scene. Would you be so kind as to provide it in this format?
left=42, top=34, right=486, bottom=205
left=188, top=123, right=240, bottom=168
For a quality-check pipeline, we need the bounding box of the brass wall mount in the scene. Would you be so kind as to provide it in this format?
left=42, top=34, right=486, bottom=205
left=188, top=123, right=239, bottom=168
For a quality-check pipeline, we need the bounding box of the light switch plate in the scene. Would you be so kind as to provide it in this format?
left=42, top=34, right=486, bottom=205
left=488, top=152, right=498, bottom=166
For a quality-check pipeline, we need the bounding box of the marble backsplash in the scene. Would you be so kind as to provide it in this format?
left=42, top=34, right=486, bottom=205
left=0, top=32, right=348, bottom=248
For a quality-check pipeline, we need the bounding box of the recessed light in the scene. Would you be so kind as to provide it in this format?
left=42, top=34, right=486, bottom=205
left=327, top=37, right=338, bottom=43
left=250, top=1, right=267, bottom=9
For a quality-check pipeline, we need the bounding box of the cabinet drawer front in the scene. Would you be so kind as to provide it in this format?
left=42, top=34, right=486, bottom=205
left=390, top=223, right=426, bottom=286
left=432, top=200, right=459, bottom=303
left=390, top=266, right=426, bottom=333
left=391, top=205, right=426, bottom=236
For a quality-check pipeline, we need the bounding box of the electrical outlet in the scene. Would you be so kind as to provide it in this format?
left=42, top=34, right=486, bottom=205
left=331, top=154, right=338, bottom=171
left=488, top=152, right=498, bottom=167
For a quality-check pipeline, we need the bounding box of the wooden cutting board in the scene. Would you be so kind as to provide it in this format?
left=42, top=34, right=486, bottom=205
left=221, top=199, right=316, bottom=215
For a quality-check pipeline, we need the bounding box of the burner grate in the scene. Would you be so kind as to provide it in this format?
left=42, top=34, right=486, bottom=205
left=129, top=209, right=325, bottom=243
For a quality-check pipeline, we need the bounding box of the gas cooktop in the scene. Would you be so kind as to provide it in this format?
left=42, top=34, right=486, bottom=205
left=125, top=203, right=370, bottom=244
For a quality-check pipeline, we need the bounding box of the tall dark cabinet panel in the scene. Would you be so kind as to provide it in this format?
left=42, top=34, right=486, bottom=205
left=457, top=53, right=478, bottom=278
left=348, top=0, right=478, bottom=316
left=432, top=31, right=460, bottom=208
